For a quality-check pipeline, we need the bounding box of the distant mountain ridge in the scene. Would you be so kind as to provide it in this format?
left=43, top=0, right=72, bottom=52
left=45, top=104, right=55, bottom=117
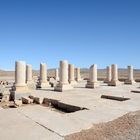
left=0, top=68, right=140, bottom=80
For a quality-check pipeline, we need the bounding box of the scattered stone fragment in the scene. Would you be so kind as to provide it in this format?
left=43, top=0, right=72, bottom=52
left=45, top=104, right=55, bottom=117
left=42, top=98, right=51, bottom=106
left=14, top=100, right=22, bottom=107
left=1, top=95, right=9, bottom=103
left=22, top=97, right=33, bottom=104
left=28, top=95, right=34, bottom=99
left=33, top=97, right=44, bottom=104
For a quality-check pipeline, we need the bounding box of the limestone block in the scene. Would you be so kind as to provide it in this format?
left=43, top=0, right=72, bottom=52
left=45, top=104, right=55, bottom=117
left=33, top=97, right=44, bottom=104
left=22, top=97, right=33, bottom=104
left=1, top=95, right=9, bottom=103
left=14, top=100, right=22, bottom=107
left=54, top=83, right=73, bottom=92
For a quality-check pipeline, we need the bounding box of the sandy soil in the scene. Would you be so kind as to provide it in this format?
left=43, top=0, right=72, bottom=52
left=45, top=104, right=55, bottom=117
left=65, top=110, right=140, bottom=140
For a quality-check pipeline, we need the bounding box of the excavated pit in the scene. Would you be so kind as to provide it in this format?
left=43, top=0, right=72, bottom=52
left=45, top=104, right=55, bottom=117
left=101, top=95, right=130, bottom=101
left=43, top=98, right=88, bottom=113
left=131, top=90, right=140, bottom=93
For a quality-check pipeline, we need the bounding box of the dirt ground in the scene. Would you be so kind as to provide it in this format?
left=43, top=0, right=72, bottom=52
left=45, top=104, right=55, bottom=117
left=65, top=110, right=140, bottom=140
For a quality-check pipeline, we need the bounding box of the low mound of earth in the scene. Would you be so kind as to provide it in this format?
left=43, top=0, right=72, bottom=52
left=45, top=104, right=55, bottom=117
left=65, top=110, right=140, bottom=140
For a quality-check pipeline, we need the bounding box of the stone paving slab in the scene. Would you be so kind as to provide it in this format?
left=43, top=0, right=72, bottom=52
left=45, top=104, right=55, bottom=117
left=0, top=109, right=63, bottom=140
left=17, top=105, right=92, bottom=136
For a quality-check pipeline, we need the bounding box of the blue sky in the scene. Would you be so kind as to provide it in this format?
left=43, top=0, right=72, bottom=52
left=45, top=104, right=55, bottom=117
left=0, top=0, right=140, bottom=70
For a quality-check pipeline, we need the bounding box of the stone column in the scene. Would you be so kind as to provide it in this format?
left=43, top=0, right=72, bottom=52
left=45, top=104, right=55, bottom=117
left=125, top=65, right=135, bottom=84
left=60, top=60, right=68, bottom=84
left=104, top=66, right=112, bottom=83
left=68, top=64, right=77, bottom=85
left=26, top=64, right=36, bottom=89
left=15, top=61, right=26, bottom=87
left=10, top=61, right=28, bottom=100
left=54, top=60, right=73, bottom=92
left=86, top=64, right=99, bottom=88
left=55, top=68, right=59, bottom=81
left=38, top=63, right=50, bottom=88
left=75, top=68, right=81, bottom=82
left=108, top=64, right=120, bottom=86
left=26, top=64, right=33, bottom=83
left=12, top=61, right=28, bottom=93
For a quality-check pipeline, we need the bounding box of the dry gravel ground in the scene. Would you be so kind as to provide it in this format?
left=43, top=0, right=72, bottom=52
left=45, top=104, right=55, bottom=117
left=65, top=110, right=140, bottom=140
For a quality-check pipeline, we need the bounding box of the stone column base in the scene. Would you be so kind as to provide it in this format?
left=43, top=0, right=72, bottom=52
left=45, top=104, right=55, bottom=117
left=86, top=81, right=99, bottom=88
left=104, top=79, right=111, bottom=83
left=75, top=78, right=82, bottom=82
left=124, top=80, right=136, bottom=85
left=108, top=80, right=121, bottom=86
left=12, top=86, right=28, bottom=92
left=37, top=82, right=50, bottom=88
left=27, top=81, right=36, bottom=89
left=10, top=86, right=30, bottom=101
left=54, top=83, right=73, bottom=92
left=69, top=80, right=77, bottom=85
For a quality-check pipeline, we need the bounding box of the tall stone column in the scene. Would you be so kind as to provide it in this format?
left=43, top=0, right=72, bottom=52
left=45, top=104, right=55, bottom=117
left=68, top=64, right=77, bottom=85
left=86, top=64, right=99, bottom=88
left=54, top=60, right=73, bottom=92
left=59, top=60, right=68, bottom=84
left=104, top=66, right=112, bottom=83
left=26, top=64, right=36, bottom=89
left=15, top=61, right=27, bottom=88
left=125, top=65, right=135, bottom=84
left=108, top=64, right=120, bottom=86
left=75, top=68, right=82, bottom=82
left=55, top=68, right=59, bottom=81
left=38, top=63, right=50, bottom=88
left=26, top=64, right=33, bottom=83
left=10, top=61, right=28, bottom=100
